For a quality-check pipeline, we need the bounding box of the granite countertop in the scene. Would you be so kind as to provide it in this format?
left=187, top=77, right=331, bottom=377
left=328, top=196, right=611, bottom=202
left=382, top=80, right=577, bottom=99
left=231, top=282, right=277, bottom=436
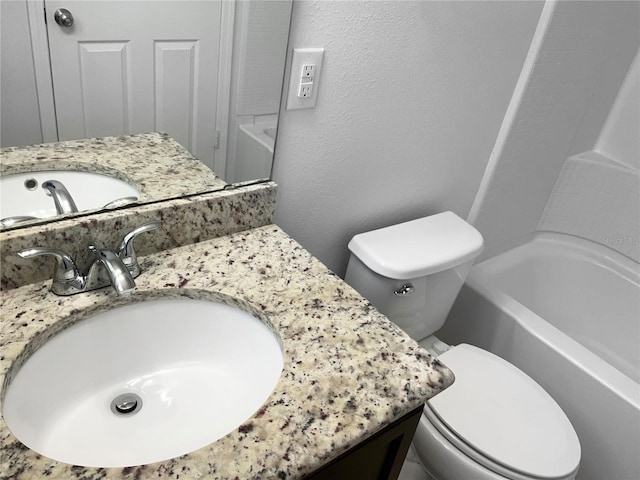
left=0, top=133, right=227, bottom=225
left=0, top=225, right=454, bottom=480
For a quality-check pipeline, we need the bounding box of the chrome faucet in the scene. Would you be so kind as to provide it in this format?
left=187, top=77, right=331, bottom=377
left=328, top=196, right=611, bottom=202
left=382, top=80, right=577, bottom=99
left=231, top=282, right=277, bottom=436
left=17, top=221, right=160, bottom=296
left=86, top=246, right=136, bottom=295
left=42, top=180, right=78, bottom=214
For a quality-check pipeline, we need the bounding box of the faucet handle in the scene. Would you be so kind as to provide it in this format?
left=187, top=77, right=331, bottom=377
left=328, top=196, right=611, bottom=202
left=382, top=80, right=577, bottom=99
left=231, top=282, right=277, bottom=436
left=17, top=247, right=79, bottom=281
left=17, top=247, right=84, bottom=294
left=116, top=221, right=161, bottom=276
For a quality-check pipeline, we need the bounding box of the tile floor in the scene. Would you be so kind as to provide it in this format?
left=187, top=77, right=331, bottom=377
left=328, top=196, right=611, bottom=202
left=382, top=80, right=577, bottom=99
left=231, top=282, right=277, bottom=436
left=398, top=446, right=430, bottom=480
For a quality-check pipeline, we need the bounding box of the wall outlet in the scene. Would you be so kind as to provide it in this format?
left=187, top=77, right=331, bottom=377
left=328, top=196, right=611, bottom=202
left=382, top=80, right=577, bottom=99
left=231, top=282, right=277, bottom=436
left=301, top=63, right=316, bottom=79
left=298, top=81, right=313, bottom=98
left=286, top=48, right=324, bottom=110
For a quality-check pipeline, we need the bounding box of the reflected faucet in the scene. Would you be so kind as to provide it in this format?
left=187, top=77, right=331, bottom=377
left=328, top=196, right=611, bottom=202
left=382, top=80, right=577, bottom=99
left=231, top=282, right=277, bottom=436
left=0, top=215, right=38, bottom=228
left=42, top=180, right=78, bottom=214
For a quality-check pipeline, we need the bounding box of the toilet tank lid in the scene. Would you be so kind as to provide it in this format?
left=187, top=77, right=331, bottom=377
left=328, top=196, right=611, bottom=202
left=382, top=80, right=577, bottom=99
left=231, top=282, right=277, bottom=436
left=347, top=212, right=484, bottom=279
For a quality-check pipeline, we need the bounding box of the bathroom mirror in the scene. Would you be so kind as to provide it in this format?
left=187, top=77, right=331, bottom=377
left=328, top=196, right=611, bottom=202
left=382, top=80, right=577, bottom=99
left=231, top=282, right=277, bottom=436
left=0, top=0, right=292, bottom=230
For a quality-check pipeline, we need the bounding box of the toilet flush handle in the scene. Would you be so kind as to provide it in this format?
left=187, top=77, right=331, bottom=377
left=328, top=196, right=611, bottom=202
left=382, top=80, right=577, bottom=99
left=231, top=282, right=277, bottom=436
left=394, top=283, right=415, bottom=296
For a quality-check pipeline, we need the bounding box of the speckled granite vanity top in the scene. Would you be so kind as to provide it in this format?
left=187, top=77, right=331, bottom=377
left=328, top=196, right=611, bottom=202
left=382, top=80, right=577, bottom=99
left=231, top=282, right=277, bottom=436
left=0, top=225, right=454, bottom=480
left=1, top=132, right=226, bottom=204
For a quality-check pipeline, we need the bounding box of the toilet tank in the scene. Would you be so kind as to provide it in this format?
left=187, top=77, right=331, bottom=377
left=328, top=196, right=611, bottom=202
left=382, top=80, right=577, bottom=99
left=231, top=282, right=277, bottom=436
left=345, top=212, right=484, bottom=341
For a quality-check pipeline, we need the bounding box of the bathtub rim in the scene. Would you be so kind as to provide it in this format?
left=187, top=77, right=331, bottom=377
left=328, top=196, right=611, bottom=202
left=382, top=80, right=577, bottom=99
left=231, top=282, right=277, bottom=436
left=238, top=122, right=276, bottom=154
left=478, top=232, right=640, bottom=284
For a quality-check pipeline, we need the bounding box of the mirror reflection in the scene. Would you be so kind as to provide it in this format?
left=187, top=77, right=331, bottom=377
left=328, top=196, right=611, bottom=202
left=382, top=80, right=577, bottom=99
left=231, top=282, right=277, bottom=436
left=0, top=0, right=292, bottom=229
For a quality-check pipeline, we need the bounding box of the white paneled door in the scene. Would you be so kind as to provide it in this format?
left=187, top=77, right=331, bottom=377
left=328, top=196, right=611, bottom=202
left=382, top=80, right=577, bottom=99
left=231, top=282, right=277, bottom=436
left=45, top=1, right=222, bottom=169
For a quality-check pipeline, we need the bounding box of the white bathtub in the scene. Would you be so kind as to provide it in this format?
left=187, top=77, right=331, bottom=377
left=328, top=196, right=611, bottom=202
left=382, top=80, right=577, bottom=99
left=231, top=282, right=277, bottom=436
left=439, top=233, right=640, bottom=480
left=234, top=120, right=276, bottom=183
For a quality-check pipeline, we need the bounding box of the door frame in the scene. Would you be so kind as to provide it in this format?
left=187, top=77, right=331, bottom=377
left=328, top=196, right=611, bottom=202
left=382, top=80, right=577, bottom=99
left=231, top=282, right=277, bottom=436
left=213, top=0, right=234, bottom=178
left=26, top=0, right=234, bottom=177
left=26, top=0, right=57, bottom=143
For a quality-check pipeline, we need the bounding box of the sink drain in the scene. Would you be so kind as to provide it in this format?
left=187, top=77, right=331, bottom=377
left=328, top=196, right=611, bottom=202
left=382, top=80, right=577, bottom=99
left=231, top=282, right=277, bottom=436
left=110, top=393, right=143, bottom=417
left=23, top=178, right=38, bottom=191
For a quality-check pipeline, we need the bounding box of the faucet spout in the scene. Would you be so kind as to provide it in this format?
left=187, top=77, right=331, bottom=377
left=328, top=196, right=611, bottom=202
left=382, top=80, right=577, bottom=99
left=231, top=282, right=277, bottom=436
left=88, top=246, right=136, bottom=295
left=42, top=180, right=79, bottom=214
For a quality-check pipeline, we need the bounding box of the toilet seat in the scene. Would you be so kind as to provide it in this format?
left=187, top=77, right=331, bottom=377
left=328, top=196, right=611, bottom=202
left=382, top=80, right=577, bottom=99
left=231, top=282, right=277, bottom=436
left=425, top=344, right=580, bottom=480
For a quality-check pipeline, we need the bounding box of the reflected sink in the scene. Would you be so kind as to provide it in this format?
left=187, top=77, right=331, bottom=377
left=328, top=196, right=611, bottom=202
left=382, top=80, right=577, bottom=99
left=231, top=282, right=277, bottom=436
left=2, top=298, right=283, bottom=467
left=0, top=170, right=139, bottom=225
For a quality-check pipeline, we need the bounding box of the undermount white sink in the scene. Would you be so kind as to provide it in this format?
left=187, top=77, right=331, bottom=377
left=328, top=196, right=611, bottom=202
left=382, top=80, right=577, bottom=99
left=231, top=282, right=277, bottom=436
left=2, top=298, right=284, bottom=467
left=0, top=170, right=139, bottom=224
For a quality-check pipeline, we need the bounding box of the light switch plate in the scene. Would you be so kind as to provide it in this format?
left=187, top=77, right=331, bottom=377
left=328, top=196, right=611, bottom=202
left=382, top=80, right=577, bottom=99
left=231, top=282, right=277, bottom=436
left=286, top=48, right=324, bottom=110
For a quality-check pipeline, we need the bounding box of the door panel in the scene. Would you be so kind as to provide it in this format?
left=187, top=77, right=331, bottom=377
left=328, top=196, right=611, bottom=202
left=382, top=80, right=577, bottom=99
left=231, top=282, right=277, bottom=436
left=154, top=41, right=198, bottom=151
left=45, top=1, right=221, bottom=169
left=78, top=41, right=130, bottom=136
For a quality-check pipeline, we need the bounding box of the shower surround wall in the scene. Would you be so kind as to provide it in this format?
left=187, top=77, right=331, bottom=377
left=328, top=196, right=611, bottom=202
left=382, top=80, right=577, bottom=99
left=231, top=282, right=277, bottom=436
left=469, top=0, right=640, bottom=261
left=538, top=151, right=639, bottom=262
left=597, top=50, right=640, bottom=170
left=538, top=50, right=640, bottom=263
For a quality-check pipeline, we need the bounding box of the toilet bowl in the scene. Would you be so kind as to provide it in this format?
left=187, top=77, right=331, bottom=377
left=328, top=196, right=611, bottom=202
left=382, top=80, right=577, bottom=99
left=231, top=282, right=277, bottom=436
left=414, top=343, right=580, bottom=480
left=345, top=212, right=581, bottom=480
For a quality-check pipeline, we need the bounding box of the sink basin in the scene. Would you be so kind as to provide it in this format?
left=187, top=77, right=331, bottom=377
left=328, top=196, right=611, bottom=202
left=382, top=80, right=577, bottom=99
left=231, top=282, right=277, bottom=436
left=0, top=170, right=139, bottom=224
left=2, top=298, right=283, bottom=467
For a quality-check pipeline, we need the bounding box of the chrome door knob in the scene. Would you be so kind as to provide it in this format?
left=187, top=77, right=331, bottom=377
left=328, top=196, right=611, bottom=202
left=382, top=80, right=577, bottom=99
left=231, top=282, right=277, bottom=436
left=54, top=8, right=74, bottom=27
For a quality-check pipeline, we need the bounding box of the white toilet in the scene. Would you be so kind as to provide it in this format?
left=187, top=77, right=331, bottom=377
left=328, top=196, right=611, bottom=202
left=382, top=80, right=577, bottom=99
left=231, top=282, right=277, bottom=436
left=345, top=212, right=581, bottom=480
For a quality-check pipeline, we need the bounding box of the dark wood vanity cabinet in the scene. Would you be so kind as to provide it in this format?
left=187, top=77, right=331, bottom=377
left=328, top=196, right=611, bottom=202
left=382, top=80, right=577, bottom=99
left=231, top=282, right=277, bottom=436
left=304, top=405, right=423, bottom=480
